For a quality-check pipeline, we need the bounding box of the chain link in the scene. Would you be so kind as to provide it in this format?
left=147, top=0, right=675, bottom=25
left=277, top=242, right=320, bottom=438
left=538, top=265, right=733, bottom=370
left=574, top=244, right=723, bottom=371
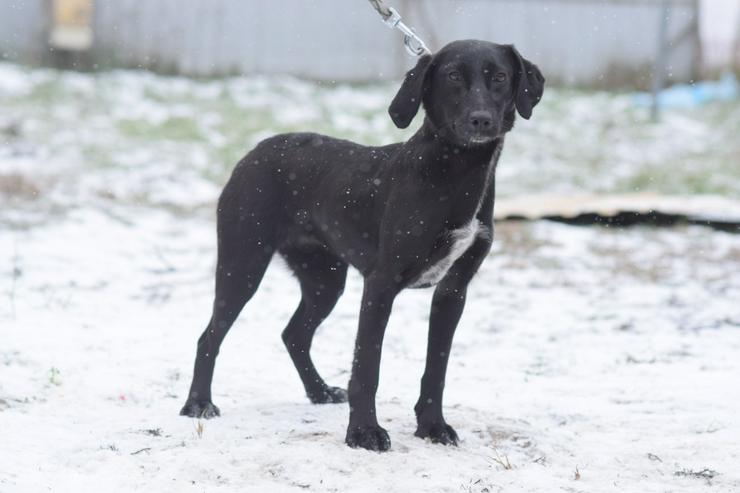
left=368, top=0, right=393, bottom=20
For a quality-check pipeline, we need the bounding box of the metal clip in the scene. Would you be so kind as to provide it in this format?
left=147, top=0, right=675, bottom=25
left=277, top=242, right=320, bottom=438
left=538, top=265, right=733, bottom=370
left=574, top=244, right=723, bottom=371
left=382, top=6, right=402, bottom=28
left=402, top=32, right=430, bottom=57
left=382, top=7, right=431, bottom=57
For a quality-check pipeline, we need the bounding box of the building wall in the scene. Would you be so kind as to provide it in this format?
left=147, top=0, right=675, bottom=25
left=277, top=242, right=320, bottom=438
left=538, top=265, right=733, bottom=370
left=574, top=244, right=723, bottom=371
left=700, top=0, right=740, bottom=69
left=0, top=0, right=47, bottom=61
left=0, top=0, right=700, bottom=87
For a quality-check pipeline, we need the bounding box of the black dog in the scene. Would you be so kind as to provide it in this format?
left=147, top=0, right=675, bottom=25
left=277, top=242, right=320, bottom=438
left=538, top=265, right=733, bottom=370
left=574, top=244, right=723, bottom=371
left=181, top=40, right=544, bottom=452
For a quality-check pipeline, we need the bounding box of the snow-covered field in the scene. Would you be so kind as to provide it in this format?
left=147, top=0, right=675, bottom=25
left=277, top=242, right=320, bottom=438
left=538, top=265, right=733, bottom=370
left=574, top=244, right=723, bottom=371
left=1, top=64, right=739, bottom=492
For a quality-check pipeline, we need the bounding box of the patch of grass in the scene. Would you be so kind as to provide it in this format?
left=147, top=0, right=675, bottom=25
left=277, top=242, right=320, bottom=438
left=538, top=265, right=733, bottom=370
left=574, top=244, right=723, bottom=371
left=117, top=117, right=202, bottom=141
left=2, top=63, right=738, bottom=218
left=24, top=80, right=64, bottom=104
left=0, top=173, right=41, bottom=199
left=48, top=367, right=61, bottom=386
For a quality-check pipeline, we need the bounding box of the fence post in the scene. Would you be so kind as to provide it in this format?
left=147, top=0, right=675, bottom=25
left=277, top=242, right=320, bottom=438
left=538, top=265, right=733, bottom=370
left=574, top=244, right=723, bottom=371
left=651, top=0, right=671, bottom=122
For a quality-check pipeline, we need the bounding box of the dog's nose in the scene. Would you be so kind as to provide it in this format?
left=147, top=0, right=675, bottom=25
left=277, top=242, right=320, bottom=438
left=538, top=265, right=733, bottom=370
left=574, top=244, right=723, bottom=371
left=469, top=111, right=493, bottom=130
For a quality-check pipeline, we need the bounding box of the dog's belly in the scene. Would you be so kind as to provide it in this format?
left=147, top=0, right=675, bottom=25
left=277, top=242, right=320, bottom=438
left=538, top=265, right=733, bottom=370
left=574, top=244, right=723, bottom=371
left=409, top=219, right=485, bottom=289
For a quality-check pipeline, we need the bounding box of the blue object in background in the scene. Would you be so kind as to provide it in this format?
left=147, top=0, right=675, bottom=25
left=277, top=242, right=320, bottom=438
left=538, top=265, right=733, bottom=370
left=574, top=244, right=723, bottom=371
left=634, top=72, right=739, bottom=109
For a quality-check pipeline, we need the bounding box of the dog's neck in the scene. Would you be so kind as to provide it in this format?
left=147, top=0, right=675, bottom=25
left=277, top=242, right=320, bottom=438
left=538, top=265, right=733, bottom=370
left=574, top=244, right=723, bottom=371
left=401, top=118, right=503, bottom=180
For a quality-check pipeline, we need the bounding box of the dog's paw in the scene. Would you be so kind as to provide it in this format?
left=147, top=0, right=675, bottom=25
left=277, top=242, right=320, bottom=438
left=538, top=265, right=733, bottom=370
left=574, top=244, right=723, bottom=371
left=345, top=424, right=391, bottom=452
left=308, top=386, right=348, bottom=404
left=415, top=421, right=459, bottom=446
left=180, top=399, right=221, bottom=419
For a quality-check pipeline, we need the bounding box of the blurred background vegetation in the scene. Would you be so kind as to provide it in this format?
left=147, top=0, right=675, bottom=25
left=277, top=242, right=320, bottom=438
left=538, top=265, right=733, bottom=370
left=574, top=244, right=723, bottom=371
left=1, top=0, right=739, bottom=225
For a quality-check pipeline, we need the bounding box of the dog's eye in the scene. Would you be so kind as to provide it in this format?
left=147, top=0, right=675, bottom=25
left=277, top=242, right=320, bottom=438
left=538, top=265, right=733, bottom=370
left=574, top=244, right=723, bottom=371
left=494, top=72, right=507, bottom=83
left=448, top=71, right=462, bottom=82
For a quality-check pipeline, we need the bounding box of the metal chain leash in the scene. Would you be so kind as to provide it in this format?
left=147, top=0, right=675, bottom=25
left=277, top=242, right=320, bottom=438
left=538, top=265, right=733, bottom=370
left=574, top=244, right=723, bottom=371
left=367, top=0, right=432, bottom=56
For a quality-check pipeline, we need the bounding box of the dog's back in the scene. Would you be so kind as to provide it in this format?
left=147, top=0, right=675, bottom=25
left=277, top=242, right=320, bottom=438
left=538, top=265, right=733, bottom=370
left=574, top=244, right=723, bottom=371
left=219, top=132, right=401, bottom=273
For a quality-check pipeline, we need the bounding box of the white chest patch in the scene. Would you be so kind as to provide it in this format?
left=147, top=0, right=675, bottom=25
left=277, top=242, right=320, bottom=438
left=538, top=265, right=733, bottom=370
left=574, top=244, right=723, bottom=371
left=410, top=219, right=488, bottom=288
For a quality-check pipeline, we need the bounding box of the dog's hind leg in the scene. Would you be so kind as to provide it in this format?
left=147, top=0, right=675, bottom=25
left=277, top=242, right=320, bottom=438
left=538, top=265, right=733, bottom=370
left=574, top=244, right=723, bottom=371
left=180, top=198, right=276, bottom=419
left=280, top=248, right=348, bottom=404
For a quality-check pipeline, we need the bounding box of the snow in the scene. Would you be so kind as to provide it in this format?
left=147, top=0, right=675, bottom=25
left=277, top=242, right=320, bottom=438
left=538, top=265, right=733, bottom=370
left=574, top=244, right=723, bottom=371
left=1, top=63, right=739, bottom=492
left=494, top=193, right=740, bottom=223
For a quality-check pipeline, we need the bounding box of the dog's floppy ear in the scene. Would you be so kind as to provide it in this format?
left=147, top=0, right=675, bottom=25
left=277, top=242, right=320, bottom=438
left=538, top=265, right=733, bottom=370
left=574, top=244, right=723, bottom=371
left=509, top=46, right=545, bottom=120
left=388, top=54, right=433, bottom=129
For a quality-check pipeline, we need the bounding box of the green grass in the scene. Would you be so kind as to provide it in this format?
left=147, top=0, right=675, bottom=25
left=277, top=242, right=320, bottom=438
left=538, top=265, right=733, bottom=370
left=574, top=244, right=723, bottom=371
left=1, top=62, right=738, bottom=213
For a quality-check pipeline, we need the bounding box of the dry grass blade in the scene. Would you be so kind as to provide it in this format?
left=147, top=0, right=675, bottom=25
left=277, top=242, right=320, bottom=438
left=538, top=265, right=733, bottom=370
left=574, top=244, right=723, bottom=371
left=489, top=448, right=513, bottom=470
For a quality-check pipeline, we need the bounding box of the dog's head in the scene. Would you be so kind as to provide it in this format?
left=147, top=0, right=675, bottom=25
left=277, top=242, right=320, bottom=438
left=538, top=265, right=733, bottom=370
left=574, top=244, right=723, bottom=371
left=389, top=40, right=545, bottom=147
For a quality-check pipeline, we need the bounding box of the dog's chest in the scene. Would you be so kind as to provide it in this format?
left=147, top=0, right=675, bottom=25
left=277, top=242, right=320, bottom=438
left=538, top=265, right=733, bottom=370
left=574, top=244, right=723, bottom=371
left=409, top=219, right=485, bottom=288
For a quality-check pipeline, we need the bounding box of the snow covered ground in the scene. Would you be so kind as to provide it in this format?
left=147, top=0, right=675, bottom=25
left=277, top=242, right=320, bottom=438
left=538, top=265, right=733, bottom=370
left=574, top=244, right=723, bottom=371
left=1, top=64, right=739, bottom=492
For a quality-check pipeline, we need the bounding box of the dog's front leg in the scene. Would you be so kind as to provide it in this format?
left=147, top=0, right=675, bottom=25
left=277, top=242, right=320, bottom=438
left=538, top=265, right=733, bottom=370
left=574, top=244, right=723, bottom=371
left=415, top=236, right=492, bottom=445
left=413, top=284, right=466, bottom=445
left=345, top=273, right=400, bottom=452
